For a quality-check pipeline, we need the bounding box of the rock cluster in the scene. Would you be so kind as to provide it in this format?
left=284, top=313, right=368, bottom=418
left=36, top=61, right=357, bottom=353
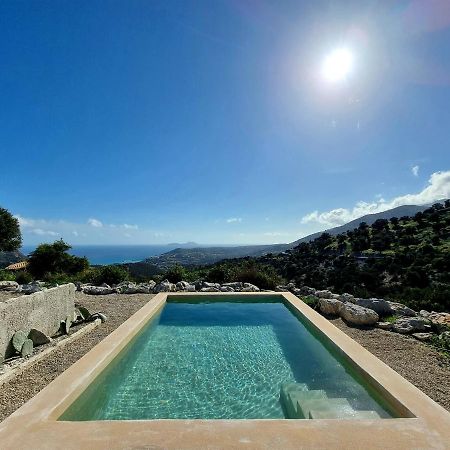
left=279, top=283, right=449, bottom=342
left=0, top=280, right=45, bottom=295
left=78, top=280, right=261, bottom=295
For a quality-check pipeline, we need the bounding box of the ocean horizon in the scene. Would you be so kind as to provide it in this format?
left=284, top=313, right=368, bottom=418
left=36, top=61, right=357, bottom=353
left=21, top=245, right=178, bottom=265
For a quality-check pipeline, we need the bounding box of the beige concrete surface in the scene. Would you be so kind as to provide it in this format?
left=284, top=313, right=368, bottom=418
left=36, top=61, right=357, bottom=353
left=0, top=292, right=449, bottom=449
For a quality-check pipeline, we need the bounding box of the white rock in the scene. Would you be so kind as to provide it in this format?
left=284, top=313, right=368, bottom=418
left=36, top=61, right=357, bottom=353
left=392, top=317, right=430, bottom=334
left=339, top=293, right=355, bottom=303
left=153, top=280, right=176, bottom=293
left=340, top=303, right=379, bottom=326
left=220, top=286, right=235, bottom=292
left=222, top=282, right=243, bottom=290
left=82, top=285, right=116, bottom=295
left=20, top=282, right=43, bottom=295
left=0, top=281, right=19, bottom=291
left=316, top=290, right=334, bottom=299
left=200, top=287, right=220, bottom=292
left=242, top=283, right=260, bottom=292
left=318, top=298, right=343, bottom=316
left=387, top=302, right=417, bottom=317
left=355, top=298, right=392, bottom=316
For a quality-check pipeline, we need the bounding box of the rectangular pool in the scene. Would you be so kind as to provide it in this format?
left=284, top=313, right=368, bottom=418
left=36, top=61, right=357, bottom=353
left=61, top=295, right=397, bottom=420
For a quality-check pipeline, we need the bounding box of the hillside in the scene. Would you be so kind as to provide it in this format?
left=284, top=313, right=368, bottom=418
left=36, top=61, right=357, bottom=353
left=137, top=204, right=432, bottom=270
left=199, top=201, right=450, bottom=312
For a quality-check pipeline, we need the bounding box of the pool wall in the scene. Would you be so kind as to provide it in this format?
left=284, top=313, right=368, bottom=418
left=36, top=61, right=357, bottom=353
left=0, top=292, right=449, bottom=449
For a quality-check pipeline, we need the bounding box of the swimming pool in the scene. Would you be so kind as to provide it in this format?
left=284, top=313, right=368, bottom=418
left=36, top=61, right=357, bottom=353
left=61, top=295, right=396, bottom=420
left=2, top=291, right=449, bottom=450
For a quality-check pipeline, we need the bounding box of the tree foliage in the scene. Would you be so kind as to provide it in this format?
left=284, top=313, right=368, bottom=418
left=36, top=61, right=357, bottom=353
left=0, top=207, right=22, bottom=251
left=28, top=239, right=89, bottom=279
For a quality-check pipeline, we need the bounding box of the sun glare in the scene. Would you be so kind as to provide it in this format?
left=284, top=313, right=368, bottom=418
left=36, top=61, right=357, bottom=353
left=322, top=48, right=354, bottom=82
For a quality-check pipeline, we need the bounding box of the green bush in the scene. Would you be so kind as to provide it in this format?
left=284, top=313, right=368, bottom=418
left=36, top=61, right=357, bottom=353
left=15, top=271, right=33, bottom=285
left=163, top=264, right=186, bottom=283
left=233, top=262, right=282, bottom=290
left=81, top=265, right=129, bottom=286
left=0, top=269, right=16, bottom=281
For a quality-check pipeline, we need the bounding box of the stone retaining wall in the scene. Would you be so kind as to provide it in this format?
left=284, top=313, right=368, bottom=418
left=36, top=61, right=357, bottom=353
left=0, top=284, right=75, bottom=360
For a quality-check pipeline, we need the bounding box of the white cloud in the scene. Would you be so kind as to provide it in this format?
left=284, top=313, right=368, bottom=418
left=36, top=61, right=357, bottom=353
left=14, top=215, right=36, bottom=227
left=88, top=218, right=103, bottom=228
left=30, top=228, right=58, bottom=236
left=263, top=231, right=288, bottom=237
left=412, top=165, right=419, bottom=177
left=301, top=170, right=450, bottom=227
left=72, top=231, right=78, bottom=237
left=122, top=223, right=138, bottom=230
left=227, top=217, right=242, bottom=223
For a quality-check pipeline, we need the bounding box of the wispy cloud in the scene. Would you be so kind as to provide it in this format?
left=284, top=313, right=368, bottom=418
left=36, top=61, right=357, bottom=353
left=88, top=218, right=103, bottom=228
left=301, top=170, right=450, bottom=227
left=412, top=165, right=419, bottom=176
left=122, top=223, right=138, bottom=230
left=226, top=217, right=242, bottom=223
left=30, top=228, right=58, bottom=236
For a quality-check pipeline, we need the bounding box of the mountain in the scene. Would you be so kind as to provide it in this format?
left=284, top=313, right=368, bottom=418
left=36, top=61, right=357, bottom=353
left=290, top=204, right=431, bottom=246
left=0, top=250, right=26, bottom=269
left=130, top=204, right=437, bottom=270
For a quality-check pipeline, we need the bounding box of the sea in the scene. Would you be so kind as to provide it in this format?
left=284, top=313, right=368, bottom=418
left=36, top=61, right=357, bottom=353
left=20, top=245, right=177, bottom=265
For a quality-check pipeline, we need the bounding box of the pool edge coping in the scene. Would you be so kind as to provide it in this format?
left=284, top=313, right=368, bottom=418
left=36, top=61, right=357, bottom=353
left=0, top=292, right=449, bottom=450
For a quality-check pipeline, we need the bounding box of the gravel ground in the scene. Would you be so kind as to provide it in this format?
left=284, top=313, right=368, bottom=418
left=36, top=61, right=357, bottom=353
left=0, top=295, right=449, bottom=423
left=330, top=318, right=450, bottom=411
left=0, top=292, right=153, bottom=422
left=0, top=291, right=22, bottom=302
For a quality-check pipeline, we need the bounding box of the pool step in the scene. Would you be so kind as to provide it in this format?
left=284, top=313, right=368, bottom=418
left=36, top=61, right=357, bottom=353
left=279, top=382, right=381, bottom=420
left=308, top=409, right=381, bottom=420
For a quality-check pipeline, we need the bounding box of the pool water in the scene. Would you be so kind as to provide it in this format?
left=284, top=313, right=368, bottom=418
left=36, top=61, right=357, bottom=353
left=61, top=297, right=395, bottom=420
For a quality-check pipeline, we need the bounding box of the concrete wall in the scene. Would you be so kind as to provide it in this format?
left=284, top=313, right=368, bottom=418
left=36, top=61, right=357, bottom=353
left=0, top=283, right=75, bottom=360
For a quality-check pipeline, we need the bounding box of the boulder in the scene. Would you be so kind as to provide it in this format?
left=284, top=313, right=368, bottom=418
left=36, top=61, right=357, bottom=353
left=0, top=281, right=19, bottom=292
left=392, top=317, right=430, bottom=334
left=412, top=332, right=434, bottom=342
left=21, top=282, right=43, bottom=295
left=82, top=285, right=116, bottom=295
left=220, top=286, right=235, bottom=292
left=298, top=286, right=317, bottom=296
left=318, top=298, right=343, bottom=316
left=355, top=298, right=392, bottom=316
left=315, top=290, right=334, bottom=299
left=376, top=322, right=393, bottom=331
left=222, top=281, right=243, bottom=291
left=339, top=293, right=355, bottom=303
left=200, top=287, right=220, bottom=292
left=275, top=285, right=288, bottom=292
left=242, top=283, right=260, bottom=292
left=427, top=312, right=450, bottom=333
left=28, top=328, right=51, bottom=346
left=175, top=281, right=196, bottom=292
left=153, top=280, right=176, bottom=293
left=202, top=282, right=221, bottom=290
left=116, top=281, right=156, bottom=294
left=387, top=302, right=417, bottom=317
left=340, top=303, right=379, bottom=326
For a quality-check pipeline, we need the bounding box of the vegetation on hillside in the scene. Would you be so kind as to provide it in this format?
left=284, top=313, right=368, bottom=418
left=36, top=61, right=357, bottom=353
left=186, top=202, right=450, bottom=312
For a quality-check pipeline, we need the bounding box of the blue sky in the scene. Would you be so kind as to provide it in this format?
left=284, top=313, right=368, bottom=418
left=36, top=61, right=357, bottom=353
left=1, top=0, right=450, bottom=245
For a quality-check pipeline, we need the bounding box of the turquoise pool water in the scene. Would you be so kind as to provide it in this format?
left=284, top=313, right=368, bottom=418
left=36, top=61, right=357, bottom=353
left=61, top=296, right=396, bottom=420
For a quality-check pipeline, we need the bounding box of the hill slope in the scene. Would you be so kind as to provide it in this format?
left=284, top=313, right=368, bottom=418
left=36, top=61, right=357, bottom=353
left=142, top=204, right=432, bottom=269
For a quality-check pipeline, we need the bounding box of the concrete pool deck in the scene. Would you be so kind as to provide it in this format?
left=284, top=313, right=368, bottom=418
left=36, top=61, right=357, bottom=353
left=0, top=292, right=449, bottom=449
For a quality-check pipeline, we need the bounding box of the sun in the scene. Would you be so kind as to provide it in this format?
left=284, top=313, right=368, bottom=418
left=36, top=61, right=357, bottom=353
left=321, top=48, right=354, bottom=82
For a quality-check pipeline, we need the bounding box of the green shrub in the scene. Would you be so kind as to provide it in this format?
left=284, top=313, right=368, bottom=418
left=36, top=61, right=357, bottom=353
left=15, top=271, right=33, bottom=284
left=163, top=264, right=186, bottom=283
left=302, top=295, right=318, bottom=308
left=0, top=269, right=16, bottom=281
left=81, top=265, right=129, bottom=286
